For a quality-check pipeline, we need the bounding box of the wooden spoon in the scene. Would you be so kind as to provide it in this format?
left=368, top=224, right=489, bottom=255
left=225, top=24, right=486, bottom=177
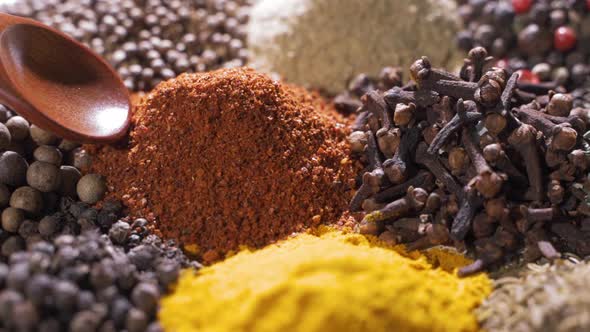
left=0, top=13, right=130, bottom=143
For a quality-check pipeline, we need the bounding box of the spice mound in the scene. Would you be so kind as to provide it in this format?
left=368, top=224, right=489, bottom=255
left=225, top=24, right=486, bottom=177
left=160, top=230, right=491, bottom=332
left=477, top=259, right=590, bottom=332
left=247, top=0, right=462, bottom=94
left=89, top=68, right=355, bottom=262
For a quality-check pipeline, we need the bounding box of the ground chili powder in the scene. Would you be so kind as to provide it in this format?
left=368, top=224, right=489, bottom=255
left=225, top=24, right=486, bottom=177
left=88, top=68, right=356, bottom=263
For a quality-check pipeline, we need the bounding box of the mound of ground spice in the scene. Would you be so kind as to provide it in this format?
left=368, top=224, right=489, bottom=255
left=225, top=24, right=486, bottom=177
left=88, top=68, right=356, bottom=262
left=160, top=230, right=491, bottom=332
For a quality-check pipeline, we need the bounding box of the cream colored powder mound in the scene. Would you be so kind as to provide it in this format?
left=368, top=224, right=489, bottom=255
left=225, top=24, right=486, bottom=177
left=247, top=0, right=462, bottom=94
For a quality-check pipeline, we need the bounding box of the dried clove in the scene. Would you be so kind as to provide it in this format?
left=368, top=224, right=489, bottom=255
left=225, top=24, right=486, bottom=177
left=448, top=147, right=470, bottom=176
left=461, top=47, right=493, bottom=83
left=393, top=103, right=415, bottom=127
left=427, top=99, right=482, bottom=155
left=333, top=93, right=362, bottom=115
left=376, top=127, right=400, bottom=159
left=349, top=132, right=384, bottom=212
left=462, top=126, right=506, bottom=198
left=362, top=187, right=428, bottom=224
left=474, top=68, right=507, bottom=107
left=362, top=90, right=391, bottom=129
left=481, top=143, right=527, bottom=185
left=514, top=107, right=578, bottom=151
left=345, top=47, right=590, bottom=276
left=507, top=124, right=544, bottom=201
left=415, top=142, right=463, bottom=197
left=374, top=171, right=434, bottom=203
left=383, top=126, right=421, bottom=184
left=546, top=92, right=573, bottom=117
left=451, top=186, right=483, bottom=241
left=383, top=86, right=440, bottom=109
left=547, top=180, right=565, bottom=205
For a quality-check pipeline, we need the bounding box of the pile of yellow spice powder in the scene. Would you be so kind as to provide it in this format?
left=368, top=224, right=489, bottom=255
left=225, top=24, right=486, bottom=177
left=160, top=230, right=491, bottom=332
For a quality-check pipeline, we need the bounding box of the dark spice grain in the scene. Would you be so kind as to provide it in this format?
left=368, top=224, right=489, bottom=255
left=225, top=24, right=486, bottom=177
left=88, top=68, right=357, bottom=263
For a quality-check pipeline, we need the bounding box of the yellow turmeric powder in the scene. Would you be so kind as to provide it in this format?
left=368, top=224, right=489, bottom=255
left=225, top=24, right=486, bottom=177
left=159, top=230, right=491, bottom=332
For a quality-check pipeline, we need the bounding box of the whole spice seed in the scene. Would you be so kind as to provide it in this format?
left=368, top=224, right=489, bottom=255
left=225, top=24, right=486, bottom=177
left=3, top=0, right=251, bottom=91
left=88, top=68, right=357, bottom=263
left=345, top=47, right=590, bottom=276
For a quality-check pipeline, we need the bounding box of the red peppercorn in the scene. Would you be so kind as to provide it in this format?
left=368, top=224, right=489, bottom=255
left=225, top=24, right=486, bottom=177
left=516, top=69, right=540, bottom=84
left=512, top=0, right=533, bottom=14
left=554, top=26, right=577, bottom=52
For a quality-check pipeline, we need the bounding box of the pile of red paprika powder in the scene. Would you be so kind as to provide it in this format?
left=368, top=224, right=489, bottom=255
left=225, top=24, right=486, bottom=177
left=87, top=68, right=357, bottom=263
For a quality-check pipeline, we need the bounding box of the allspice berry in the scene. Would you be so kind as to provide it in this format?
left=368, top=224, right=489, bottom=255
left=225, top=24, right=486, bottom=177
left=1, top=207, right=24, bottom=233
left=58, top=140, right=80, bottom=152
left=0, top=151, right=29, bottom=187
left=10, top=186, right=44, bottom=215
left=26, top=161, right=61, bottom=192
left=33, top=145, right=63, bottom=166
left=71, top=148, right=92, bottom=171
left=38, top=215, right=59, bottom=237
left=77, top=174, right=107, bottom=204
left=1, top=236, right=24, bottom=256
left=30, top=125, right=59, bottom=146
left=5, top=116, right=29, bottom=141
left=0, top=122, right=11, bottom=149
left=59, top=166, right=82, bottom=198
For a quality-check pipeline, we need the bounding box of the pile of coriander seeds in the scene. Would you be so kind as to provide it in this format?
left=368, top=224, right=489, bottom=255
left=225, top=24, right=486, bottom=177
left=476, top=258, right=590, bottom=332
left=342, top=47, right=590, bottom=276
left=2, top=0, right=251, bottom=91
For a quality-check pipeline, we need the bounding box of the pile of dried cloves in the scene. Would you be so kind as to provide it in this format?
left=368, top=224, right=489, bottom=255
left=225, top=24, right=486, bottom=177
left=343, top=47, right=590, bottom=276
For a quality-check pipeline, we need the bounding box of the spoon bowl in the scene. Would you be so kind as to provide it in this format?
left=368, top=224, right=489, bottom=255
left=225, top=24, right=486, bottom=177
left=0, top=13, right=130, bottom=143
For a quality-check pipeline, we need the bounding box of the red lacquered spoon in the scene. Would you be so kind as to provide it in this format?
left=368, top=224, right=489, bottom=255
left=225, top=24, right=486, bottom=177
left=0, top=13, right=130, bottom=143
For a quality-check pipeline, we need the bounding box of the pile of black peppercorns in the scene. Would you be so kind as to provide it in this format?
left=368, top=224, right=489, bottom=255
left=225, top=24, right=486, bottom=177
left=2, top=0, right=251, bottom=91
left=0, top=201, right=198, bottom=332
left=455, top=0, right=590, bottom=91
left=0, top=104, right=200, bottom=331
